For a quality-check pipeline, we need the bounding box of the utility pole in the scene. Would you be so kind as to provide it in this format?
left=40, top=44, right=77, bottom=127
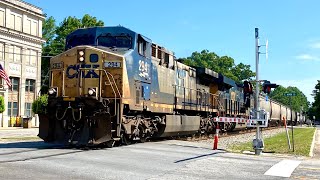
left=290, top=96, right=295, bottom=152
left=253, top=28, right=263, bottom=155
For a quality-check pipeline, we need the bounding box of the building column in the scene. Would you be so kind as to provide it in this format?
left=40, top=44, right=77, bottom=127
left=2, top=43, right=11, bottom=128
left=20, top=48, right=27, bottom=126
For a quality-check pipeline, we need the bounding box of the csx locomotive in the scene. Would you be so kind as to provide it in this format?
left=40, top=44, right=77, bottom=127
left=38, top=26, right=303, bottom=147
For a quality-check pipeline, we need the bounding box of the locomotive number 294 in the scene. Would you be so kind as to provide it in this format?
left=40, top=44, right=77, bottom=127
left=138, top=60, right=149, bottom=78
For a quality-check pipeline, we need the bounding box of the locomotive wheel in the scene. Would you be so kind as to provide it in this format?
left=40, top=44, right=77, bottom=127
left=105, top=140, right=115, bottom=148
left=138, top=126, right=147, bottom=143
left=120, top=128, right=132, bottom=146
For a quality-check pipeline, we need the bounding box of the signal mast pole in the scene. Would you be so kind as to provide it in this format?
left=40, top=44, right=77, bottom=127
left=254, top=28, right=263, bottom=155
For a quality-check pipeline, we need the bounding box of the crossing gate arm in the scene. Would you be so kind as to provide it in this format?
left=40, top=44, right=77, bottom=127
left=212, top=116, right=269, bottom=127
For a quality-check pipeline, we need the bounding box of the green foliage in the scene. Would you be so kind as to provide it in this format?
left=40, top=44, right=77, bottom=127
left=0, top=96, right=4, bottom=113
left=181, top=50, right=255, bottom=82
left=310, top=80, right=320, bottom=120
left=41, top=14, right=105, bottom=94
left=32, top=95, right=48, bottom=114
left=269, top=85, right=309, bottom=112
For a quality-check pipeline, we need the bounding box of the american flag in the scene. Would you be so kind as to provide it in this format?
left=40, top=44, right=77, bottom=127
left=0, top=64, right=12, bottom=88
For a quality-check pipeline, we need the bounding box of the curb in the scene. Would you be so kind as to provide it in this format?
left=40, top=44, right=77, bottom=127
left=309, top=128, right=317, bottom=157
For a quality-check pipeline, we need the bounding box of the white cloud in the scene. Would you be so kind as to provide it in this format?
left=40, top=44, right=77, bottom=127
left=309, top=41, right=320, bottom=49
left=295, top=54, right=319, bottom=61
left=274, top=78, right=318, bottom=103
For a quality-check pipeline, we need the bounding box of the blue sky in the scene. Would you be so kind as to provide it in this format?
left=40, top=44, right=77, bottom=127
left=26, top=0, right=319, bottom=103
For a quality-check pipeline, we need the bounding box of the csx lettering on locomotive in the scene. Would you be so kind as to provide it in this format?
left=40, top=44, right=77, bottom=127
left=66, top=64, right=100, bottom=78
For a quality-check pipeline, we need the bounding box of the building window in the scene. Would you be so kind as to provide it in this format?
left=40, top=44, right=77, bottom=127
left=7, top=102, right=18, bottom=116
left=25, top=79, right=35, bottom=92
left=15, top=15, right=22, bottom=31
left=14, top=46, right=21, bottom=63
left=10, top=77, right=19, bottom=91
left=0, top=42, right=4, bottom=60
left=31, top=21, right=38, bottom=36
left=24, top=19, right=31, bottom=34
left=8, top=45, right=14, bottom=61
left=0, top=10, right=4, bottom=27
left=9, top=14, right=14, bottom=29
left=25, top=49, right=30, bottom=64
left=30, top=50, right=37, bottom=66
left=25, top=103, right=32, bottom=117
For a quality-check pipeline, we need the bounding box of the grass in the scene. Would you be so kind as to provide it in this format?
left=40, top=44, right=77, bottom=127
left=0, top=136, right=40, bottom=142
left=229, top=127, right=316, bottom=156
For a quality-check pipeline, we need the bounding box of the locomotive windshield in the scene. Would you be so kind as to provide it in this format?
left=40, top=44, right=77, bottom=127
left=66, top=34, right=95, bottom=50
left=96, top=34, right=132, bottom=48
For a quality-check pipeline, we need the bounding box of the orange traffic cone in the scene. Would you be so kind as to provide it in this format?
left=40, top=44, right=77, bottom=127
left=213, top=124, right=220, bottom=150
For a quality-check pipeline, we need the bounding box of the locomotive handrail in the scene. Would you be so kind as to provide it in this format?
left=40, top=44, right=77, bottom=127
left=102, top=69, right=122, bottom=98
left=79, top=68, right=121, bottom=117
left=78, top=68, right=121, bottom=98
left=172, top=84, right=220, bottom=111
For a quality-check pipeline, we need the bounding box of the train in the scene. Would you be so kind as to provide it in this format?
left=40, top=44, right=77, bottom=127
left=38, top=26, right=305, bottom=147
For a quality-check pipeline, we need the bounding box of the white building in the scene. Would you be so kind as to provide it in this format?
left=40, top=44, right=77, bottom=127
left=0, top=0, right=45, bottom=128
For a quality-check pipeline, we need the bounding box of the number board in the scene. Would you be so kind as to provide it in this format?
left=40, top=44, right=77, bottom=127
left=104, top=61, right=121, bottom=68
left=51, top=62, right=63, bottom=69
left=284, top=93, right=297, bottom=96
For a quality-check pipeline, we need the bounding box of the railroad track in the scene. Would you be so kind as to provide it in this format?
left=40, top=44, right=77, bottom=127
left=176, top=126, right=281, bottom=142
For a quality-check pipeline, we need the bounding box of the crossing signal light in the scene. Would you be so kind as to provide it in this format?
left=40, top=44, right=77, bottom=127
left=263, top=83, right=278, bottom=94
left=243, top=81, right=253, bottom=94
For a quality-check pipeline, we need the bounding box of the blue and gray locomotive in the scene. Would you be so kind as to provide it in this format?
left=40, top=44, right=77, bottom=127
left=38, top=26, right=300, bottom=147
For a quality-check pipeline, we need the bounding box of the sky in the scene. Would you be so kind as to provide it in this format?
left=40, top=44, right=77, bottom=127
left=25, top=0, right=320, bottom=103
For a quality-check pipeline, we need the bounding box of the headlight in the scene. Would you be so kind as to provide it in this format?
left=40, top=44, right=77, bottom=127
left=48, top=88, right=55, bottom=95
left=48, top=87, right=58, bottom=97
left=78, top=51, right=84, bottom=56
left=77, top=49, right=85, bottom=63
left=88, top=89, right=95, bottom=95
left=88, top=88, right=96, bottom=96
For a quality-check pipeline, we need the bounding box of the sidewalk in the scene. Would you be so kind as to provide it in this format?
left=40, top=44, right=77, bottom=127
left=0, top=127, right=39, bottom=140
left=312, top=126, right=320, bottom=158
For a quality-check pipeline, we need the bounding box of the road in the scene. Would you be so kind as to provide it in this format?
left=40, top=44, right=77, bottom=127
left=0, top=137, right=319, bottom=180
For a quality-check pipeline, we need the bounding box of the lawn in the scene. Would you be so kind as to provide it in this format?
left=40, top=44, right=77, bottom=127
left=229, top=127, right=316, bottom=156
left=0, top=136, right=40, bottom=142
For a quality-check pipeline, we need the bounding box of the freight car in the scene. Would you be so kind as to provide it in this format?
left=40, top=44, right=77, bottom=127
left=38, top=26, right=301, bottom=147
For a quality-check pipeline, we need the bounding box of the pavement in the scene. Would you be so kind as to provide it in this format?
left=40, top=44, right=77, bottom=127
left=0, top=127, right=40, bottom=141
left=0, top=126, right=319, bottom=180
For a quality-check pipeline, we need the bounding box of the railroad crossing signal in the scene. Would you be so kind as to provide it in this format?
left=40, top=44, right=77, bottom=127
left=284, top=93, right=296, bottom=96
left=262, top=81, right=279, bottom=94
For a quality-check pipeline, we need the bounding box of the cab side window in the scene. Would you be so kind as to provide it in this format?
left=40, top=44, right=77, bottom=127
left=138, top=38, right=146, bottom=56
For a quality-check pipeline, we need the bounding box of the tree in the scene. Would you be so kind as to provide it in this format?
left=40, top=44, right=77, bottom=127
left=231, top=63, right=256, bottom=82
left=310, top=80, right=320, bottom=120
left=0, top=96, right=4, bottom=113
left=181, top=49, right=255, bottom=82
left=41, top=14, right=105, bottom=94
left=269, top=85, right=309, bottom=112
left=32, top=95, right=48, bottom=114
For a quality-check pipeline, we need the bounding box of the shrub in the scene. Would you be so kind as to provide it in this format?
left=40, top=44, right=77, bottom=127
left=0, top=96, right=4, bottom=113
left=32, top=95, right=48, bottom=114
